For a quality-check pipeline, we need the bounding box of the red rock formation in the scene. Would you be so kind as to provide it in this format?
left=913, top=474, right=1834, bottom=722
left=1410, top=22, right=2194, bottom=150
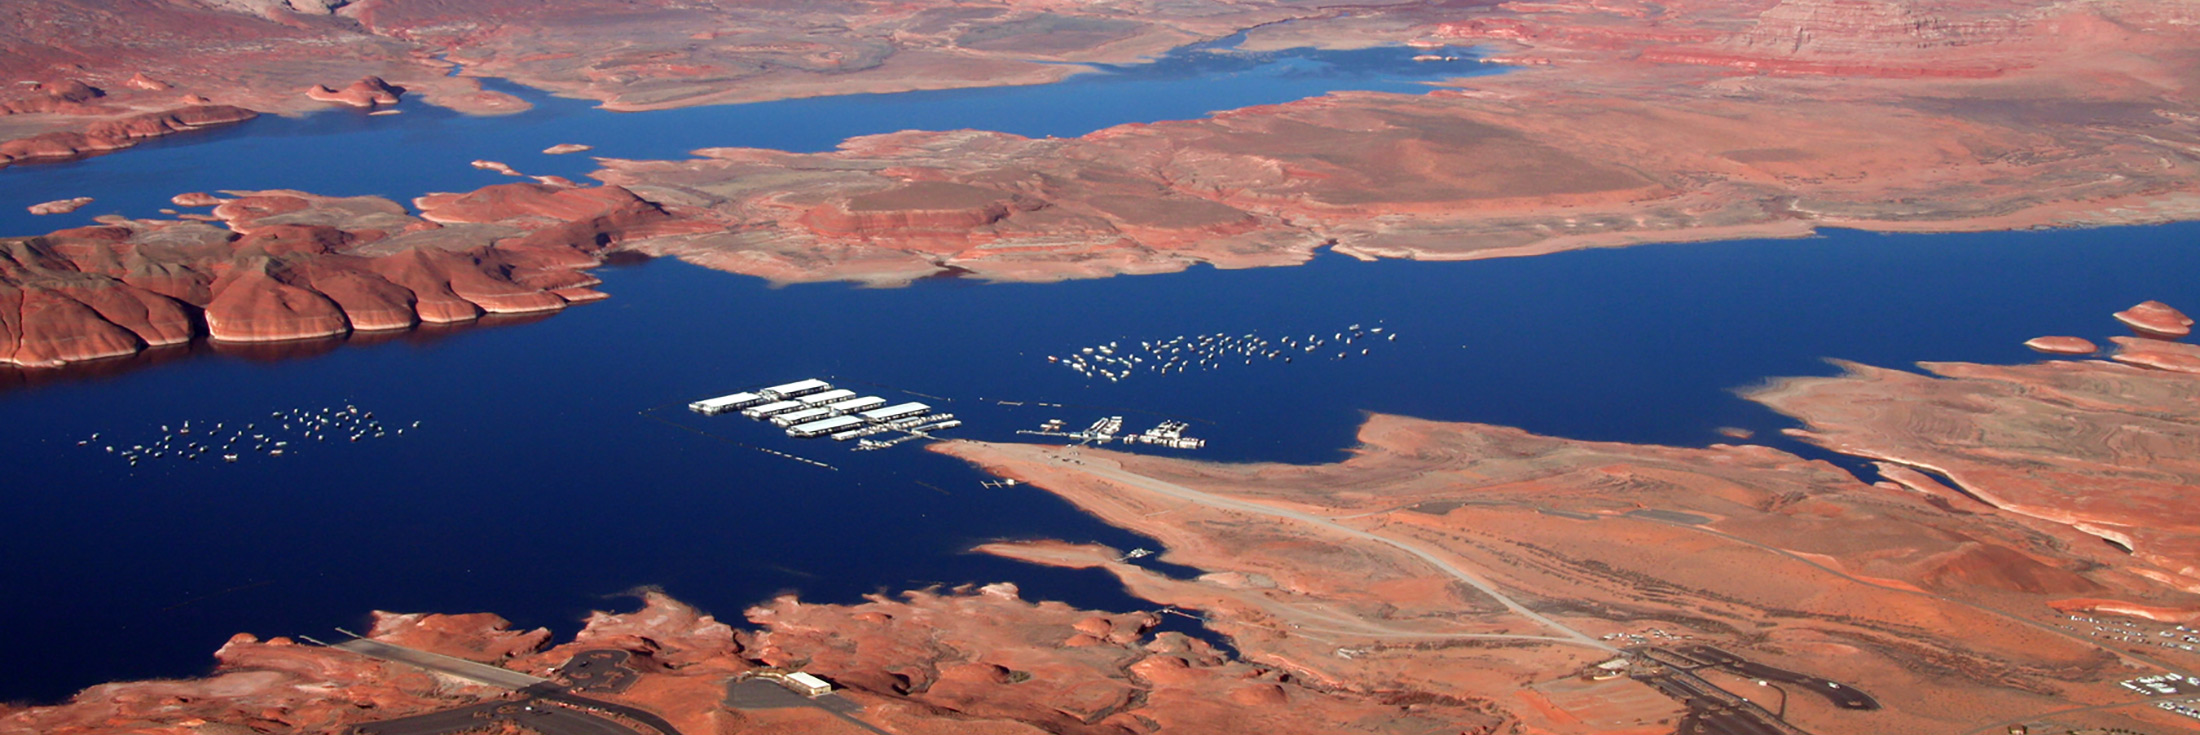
left=938, top=408, right=2154, bottom=733
left=0, top=106, right=258, bottom=167
left=170, top=192, right=225, bottom=207
left=0, top=183, right=685, bottom=365
left=124, top=72, right=173, bottom=91
left=306, top=75, right=404, bottom=108
left=2109, top=336, right=2200, bottom=374
left=2113, top=300, right=2193, bottom=339
left=542, top=143, right=593, bottom=155
left=26, top=197, right=93, bottom=215
left=0, top=79, right=105, bottom=115
left=470, top=159, right=522, bottom=176
left=202, top=260, right=352, bottom=342
left=1750, top=305, right=2200, bottom=593
left=2023, top=335, right=2097, bottom=354
left=0, top=631, right=479, bottom=735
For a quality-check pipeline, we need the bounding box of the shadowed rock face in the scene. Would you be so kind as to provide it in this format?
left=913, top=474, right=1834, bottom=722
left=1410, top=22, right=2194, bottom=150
left=0, top=184, right=706, bottom=366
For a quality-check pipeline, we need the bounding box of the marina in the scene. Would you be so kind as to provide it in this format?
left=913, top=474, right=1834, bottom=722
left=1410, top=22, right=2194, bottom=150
left=687, top=379, right=960, bottom=448
left=74, top=404, right=414, bottom=469
left=1048, top=323, right=1395, bottom=382
left=1017, top=416, right=1206, bottom=449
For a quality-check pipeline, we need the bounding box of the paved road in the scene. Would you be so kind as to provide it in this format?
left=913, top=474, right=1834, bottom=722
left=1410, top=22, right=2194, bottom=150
left=725, top=680, right=886, bottom=735
left=1670, top=645, right=1878, bottom=710
left=348, top=699, right=633, bottom=735
left=1622, top=512, right=2200, bottom=731
left=335, top=638, right=553, bottom=690
left=1037, top=447, right=1618, bottom=653
left=333, top=638, right=684, bottom=735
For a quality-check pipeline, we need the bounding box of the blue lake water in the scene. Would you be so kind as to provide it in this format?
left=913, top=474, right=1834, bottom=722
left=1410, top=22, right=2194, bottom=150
left=0, top=40, right=1492, bottom=237
left=2, top=38, right=2197, bottom=705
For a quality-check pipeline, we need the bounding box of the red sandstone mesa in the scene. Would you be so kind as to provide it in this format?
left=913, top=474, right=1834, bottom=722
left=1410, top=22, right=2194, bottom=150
left=2114, top=300, right=2193, bottom=339
left=306, top=76, right=404, bottom=108
left=26, top=197, right=92, bottom=215
left=0, top=183, right=701, bottom=366
left=2023, top=335, right=2098, bottom=354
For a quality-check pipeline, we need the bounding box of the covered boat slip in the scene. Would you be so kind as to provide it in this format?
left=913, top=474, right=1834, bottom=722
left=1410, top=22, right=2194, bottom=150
left=688, top=379, right=946, bottom=442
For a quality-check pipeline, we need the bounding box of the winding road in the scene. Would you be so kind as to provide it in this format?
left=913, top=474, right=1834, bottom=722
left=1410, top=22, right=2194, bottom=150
left=1036, top=446, right=1619, bottom=653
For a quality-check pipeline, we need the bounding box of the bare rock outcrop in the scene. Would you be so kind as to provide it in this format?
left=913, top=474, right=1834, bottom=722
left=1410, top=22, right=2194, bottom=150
left=306, top=76, right=404, bottom=108
left=2114, top=300, right=2193, bottom=339
left=0, top=182, right=694, bottom=365
left=2023, top=335, right=2097, bottom=354
left=0, top=106, right=258, bottom=167
left=27, top=197, right=93, bottom=215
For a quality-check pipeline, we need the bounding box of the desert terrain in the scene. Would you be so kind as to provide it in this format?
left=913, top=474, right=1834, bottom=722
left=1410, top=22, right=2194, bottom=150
left=6, top=303, right=2197, bottom=734
left=5, top=0, right=2200, bottom=365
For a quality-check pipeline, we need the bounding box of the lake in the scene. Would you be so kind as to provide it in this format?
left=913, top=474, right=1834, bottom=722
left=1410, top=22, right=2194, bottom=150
left=2, top=39, right=2195, bottom=704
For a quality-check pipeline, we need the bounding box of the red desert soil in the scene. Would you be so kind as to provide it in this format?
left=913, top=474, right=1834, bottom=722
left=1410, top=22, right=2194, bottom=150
left=929, top=342, right=2200, bottom=735
left=0, top=590, right=1514, bottom=735
left=1750, top=302, right=2200, bottom=596
left=2, top=0, right=2198, bottom=358
left=932, top=402, right=2200, bottom=734
left=584, top=0, right=2200, bottom=284
left=0, top=183, right=712, bottom=367
left=0, top=0, right=1381, bottom=164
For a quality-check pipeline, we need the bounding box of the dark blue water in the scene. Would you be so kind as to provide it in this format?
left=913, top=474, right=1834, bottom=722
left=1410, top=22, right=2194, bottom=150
left=0, top=40, right=1493, bottom=238
left=5, top=221, right=2198, bottom=703
left=2, top=34, right=2196, bottom=706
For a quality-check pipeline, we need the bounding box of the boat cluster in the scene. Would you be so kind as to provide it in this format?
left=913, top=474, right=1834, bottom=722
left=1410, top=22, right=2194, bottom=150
left=76, top=404, right=417, bottom=468
left=1047, top=323, right=1396, bottom=381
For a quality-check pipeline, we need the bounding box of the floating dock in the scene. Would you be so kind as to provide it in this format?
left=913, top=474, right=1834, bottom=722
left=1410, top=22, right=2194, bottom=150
left=689, top=378, right=957, bottom=448
left=688, top=391, right=766, bottom=415
left=742, top=400, right=808, bottom=419
left=788, top=415, right=864, bottom=438
left=1016, top=415, right=1204, bottom=449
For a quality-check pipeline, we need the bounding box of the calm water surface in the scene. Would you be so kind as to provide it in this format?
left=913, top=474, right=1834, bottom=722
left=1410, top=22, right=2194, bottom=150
left=1, top=40, right=2194, bottom=704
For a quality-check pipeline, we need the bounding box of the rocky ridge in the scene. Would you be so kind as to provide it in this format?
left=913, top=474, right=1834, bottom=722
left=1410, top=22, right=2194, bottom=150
left=0, top=183, right=707, bottom=367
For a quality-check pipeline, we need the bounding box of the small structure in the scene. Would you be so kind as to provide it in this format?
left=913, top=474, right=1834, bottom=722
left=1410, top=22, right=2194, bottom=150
left=857, top=402, right=930, bottom=423
left=823, top=396, right=886, bottom=414
left=760, top=378, right=832, bottom=400
left=742, top=400, right=808, bottom=419
left=770, top=407, right=834, bottom=427
left=688, top=391, right=764, bottom=415
left=788, top=415, right=864, bottom=438
left=796, top=389, right=858, bottom=406
left=783, top=671, right=833, bottom=697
